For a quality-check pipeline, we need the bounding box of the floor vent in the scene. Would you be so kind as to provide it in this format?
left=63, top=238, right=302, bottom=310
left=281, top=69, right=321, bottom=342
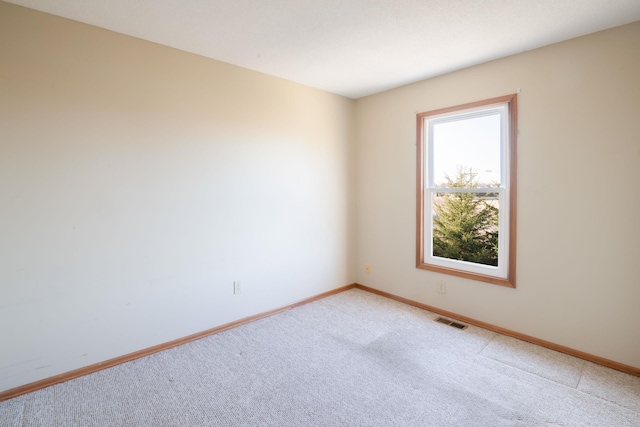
left=435, top=317, right=468, bottom=330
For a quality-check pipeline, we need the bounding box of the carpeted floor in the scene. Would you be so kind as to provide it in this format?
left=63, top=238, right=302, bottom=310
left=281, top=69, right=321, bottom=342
left=1, top=289, right=639, bottom=426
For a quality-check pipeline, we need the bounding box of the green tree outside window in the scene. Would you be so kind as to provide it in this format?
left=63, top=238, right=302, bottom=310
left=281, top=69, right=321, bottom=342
left=432, top=167, right=499, bottom=267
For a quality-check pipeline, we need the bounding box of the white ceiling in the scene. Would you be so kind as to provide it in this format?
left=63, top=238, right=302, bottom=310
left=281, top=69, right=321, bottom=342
left=6, top=0, right=640, bottom=99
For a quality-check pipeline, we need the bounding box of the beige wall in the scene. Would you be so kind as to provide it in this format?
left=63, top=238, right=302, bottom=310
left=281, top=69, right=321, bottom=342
left=355, top=22, right=640, bottom=368
left=0, top=2, right=355, bottom=392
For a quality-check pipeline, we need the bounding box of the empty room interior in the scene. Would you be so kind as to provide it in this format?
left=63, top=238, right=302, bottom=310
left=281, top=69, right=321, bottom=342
left=1, top=0, right=639, bottom=425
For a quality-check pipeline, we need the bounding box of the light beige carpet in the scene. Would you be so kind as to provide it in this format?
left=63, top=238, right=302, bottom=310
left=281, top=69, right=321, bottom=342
left=1, top=289, right=639, bottom=426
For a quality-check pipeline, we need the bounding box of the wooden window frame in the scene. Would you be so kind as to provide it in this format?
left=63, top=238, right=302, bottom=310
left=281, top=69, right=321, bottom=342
left=416, top=94, right=517, bottom=288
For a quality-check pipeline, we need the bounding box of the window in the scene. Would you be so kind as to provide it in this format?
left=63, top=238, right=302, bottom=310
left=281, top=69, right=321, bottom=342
left=416, top=94, right=517, bottom=287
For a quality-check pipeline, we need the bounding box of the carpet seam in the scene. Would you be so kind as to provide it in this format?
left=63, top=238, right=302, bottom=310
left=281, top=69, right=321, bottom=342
left=486, top=353, right=637, bottom=416
left=572, top=385, right=638, bottom=414
left=477, top=332, right=498, bottom=355
left=481, top=353, right=582, bottom=390
left=575, top=360, right=588, bottom=390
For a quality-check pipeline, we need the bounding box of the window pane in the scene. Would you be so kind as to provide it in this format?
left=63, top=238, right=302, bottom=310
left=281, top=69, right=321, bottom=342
left=432, top=191, right=499, bottom=267
left=432, top=113, right=501, bottom=187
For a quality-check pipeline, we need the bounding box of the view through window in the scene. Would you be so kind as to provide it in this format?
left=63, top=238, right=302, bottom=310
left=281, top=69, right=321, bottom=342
left=416, top=95, right=517, bottom=287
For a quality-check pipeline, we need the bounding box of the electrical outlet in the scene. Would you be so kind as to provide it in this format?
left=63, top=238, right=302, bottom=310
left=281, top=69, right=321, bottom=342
left=437, top=280, right=446, bottom=294
left=365, top=264, right=371, bottom=274
left=233, top=281, right=242, bottom=295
